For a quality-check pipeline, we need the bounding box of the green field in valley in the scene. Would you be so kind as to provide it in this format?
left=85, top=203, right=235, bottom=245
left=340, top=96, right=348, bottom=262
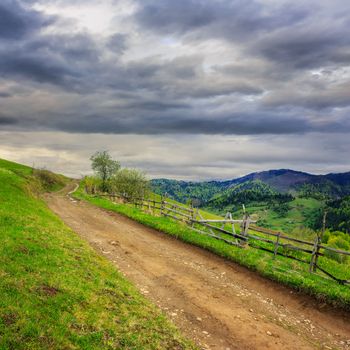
left=206, top=197, right=323, bottom=237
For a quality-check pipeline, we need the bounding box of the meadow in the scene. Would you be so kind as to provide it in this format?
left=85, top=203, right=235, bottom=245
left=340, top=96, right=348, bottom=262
left=0, top=159, right=195, bottom=350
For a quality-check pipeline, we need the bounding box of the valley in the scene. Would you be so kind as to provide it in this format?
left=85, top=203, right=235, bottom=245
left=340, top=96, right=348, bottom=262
left=151, top=169, right=350, bottom=235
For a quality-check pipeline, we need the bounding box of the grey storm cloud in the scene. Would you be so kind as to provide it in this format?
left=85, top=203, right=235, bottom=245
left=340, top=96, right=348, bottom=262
left=0, top=92, right=11, bottom=98
left=26, top=33, right=100, bottom=62
left=0, top=115, right=18, bottom=125
left=0, top=0, right=54, bottom=40
left=0, top=52, right=78, bottom=86
left=27, top=107, right=349, bottom=136
left=1, top=0, right=350, bottom=139
left=107, top=33, right=129, bottom=54
left=134, top=0, right=350, bottom=70
left=0, top=32, right=103, bottom=88
left=251, top=25, right=350, bottom=69
left=1, top=0, right=350, bottom=179
left=134, top=0, right=311, bottom=40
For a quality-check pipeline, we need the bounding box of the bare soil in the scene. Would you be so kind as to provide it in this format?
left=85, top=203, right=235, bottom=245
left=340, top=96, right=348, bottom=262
left=45, top=186, right=350, bottom=350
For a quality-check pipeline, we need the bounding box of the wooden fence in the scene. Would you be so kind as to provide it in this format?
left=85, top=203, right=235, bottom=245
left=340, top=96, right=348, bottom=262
left=101, top=193, right=350, bottom=285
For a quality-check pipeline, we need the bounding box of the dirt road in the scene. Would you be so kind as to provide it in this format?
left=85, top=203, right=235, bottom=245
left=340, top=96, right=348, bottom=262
left=45, top=187, right=350, bottom=350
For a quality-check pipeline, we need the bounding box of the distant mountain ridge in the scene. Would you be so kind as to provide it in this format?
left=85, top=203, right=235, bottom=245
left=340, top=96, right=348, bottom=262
left=151, top=169, right=350, bottom=204
left=226, top=169, right=350, bottom=193
left=216, top=169, right=314, bottom=191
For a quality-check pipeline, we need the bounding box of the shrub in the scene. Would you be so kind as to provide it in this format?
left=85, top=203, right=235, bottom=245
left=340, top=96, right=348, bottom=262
left=109, top=168, right=149, bottom=201
left=324, top=236, right=350, bottom=264
left=321, top=229, right=331, bottom=244
left=32, top=168, right=66, bottom=192
left=84, top=176, right=101, bottom=194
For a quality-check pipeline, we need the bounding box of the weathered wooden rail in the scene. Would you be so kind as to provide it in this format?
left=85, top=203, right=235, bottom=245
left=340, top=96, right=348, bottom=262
left=96, top=193, right=350, bottom=285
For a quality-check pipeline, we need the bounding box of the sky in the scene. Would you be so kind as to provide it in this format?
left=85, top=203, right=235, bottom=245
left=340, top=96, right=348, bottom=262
left=1, top=0, right=350, bottom=180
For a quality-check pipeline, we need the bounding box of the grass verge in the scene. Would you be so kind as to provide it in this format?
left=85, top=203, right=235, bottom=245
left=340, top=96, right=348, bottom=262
left=0, top=159, right=195, bottom=350
left=73, top=185, right=350, bottom=311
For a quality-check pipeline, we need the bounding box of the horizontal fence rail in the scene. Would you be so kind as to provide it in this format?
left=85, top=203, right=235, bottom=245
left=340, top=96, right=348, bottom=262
left=95, top=192, right=350, bottom=286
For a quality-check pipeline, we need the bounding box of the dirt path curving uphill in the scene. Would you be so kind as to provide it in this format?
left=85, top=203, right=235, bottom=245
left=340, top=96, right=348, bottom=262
left=45, top=185, right=350, bottom=350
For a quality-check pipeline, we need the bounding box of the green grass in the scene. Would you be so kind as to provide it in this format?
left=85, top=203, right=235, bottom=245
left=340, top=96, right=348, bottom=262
left=143, top=192, right=224, bottom=221
left=0, top=158, right=69, bottom=193
left=74, top=185, right=350, bottom=311
left=205, top=197, right=323, bottom=234
left=0, top=158, right=33, bottom=176
left=0, top=159, right=195, bottom=350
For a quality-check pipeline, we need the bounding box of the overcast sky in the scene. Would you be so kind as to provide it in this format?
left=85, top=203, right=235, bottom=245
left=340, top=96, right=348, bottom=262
left=1, top=0, right=350, bottom=179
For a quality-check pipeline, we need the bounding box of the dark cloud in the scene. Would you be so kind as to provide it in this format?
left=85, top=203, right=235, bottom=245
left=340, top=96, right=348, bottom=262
left=126, top=114, right=312, bottom=135
left=0, top=4, right=91, bottom=89
left=0, top=0, right=54, bottom=40
left=107, top=33, right=128, bottom=54
left=1, top=0, right=350, bottom=178
left=134, top=0, right=350, bottom=72
left=1, top=0, right=350, bottom=140
left=252, top=27, right=350, bottom=69
left=135, top=0, right=217, bottom=34
left=26, top=33, right=100, bottom=62
left=29, top=108, right=340, bottom=136
left=0, top=51, right=79, bottom=86
left=0, top=32, right=102, bottom=91
left=105, top=56, right=263, bottom=99
left=121, top=100, right=190, bottom=111
left=134, top=0, right=311, bottom=40
left=0, top=92, right=11, bottom=98
left=0, top=115, right=18, bottom=125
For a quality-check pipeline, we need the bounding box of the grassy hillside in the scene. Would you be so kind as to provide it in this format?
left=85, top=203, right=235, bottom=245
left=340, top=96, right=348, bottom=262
left=74, top=182, right=350, bottom=310
left=205, top=196, right=323, bottom=236
left=0, top=159, right=194, bottom=350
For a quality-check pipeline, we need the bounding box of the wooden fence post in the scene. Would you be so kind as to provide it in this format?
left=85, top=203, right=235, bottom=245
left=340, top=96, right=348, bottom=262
left=241, top=204, right=247, bottom=236
left=229, top=212, right=236, bottom=235
left=241, top=214, right=251, bottom=237
left=192, top=208, right=199, bottom=227
left=274, top=233, right=281, bottom=259
left=313, top=211, right=327, bottom=272
left=190, top=201, right=194, bottom=221
left=160, top=195, right=165, bottom=216
left=313, top=236, right=321, bottom=273
left=245, top=215, right=251, bottom=236
left=221, top=213, right=228, bottom=230
left=309, top=236, right=319, bottom=273
left=240, top=215, right=245, bottom=235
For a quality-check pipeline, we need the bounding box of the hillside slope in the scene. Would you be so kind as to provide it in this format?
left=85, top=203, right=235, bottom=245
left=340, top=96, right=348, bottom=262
left=0, top=159, right=194, bottom=349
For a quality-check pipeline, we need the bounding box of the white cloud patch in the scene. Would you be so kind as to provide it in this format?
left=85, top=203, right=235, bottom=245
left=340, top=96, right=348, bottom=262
left=1, top=131, right=349, bottom=179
